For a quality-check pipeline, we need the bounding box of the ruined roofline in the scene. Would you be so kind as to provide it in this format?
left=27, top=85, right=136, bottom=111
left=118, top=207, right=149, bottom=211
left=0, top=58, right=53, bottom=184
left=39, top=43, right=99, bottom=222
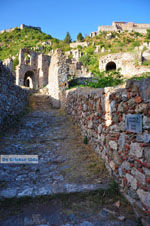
left=20, top=24, right=41, bottom=31
left=0, top=24, right=41, bottom=34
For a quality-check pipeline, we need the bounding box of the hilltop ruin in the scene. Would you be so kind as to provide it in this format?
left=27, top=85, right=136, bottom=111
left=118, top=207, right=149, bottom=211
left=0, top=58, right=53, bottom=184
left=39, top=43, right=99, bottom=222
left=90, top=21, right=150, bottom=37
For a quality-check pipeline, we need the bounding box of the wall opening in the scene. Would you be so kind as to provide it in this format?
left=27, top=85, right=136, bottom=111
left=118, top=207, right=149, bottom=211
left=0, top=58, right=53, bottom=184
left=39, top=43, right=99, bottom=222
left=106, top=61, right=116, bottom=71
left=24, top=71, right=34, bottom=88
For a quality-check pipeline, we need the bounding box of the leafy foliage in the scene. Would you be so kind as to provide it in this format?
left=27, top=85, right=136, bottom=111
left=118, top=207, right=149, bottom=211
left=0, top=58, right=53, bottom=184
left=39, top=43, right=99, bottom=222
left=0, top=27, right=69, bottom=60
left=88, top=69, right=123, bottom=88
left=142, top=59, right=150, bottom=66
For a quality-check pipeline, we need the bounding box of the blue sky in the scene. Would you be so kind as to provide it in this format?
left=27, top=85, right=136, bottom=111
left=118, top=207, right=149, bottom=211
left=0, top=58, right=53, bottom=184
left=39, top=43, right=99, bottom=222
left=0, top=0, right=150, bottom=40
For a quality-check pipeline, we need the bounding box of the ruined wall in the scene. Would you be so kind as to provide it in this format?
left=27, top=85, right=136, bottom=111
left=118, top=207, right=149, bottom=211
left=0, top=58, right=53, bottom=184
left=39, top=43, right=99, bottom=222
left=48, top=49, right=68, bottom=108
left=0, top=28, right=16, bottom=34
left=20, top=24, right=41, bottom=31
left=99, top=52, right=150, bottom=77
left=70, top=42, right=88, bottom=48
left=0, top=62, right=29, bottom=130
left=63, top=79, right=150, bottom=214
left=98, top=25, right=117, bottom=32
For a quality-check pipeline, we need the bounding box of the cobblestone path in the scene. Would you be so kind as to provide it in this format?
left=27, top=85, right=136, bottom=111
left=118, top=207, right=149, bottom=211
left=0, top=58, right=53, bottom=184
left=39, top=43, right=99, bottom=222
left=0, top=94, right=138, bottom=225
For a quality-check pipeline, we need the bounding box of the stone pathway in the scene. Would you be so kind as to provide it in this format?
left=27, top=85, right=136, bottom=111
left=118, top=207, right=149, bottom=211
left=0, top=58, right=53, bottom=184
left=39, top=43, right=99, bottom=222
left=0, top=94, right=138, bottom=225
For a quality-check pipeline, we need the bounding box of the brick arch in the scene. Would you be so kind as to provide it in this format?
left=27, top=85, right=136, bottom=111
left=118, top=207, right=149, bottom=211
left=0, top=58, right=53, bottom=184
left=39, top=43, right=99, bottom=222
left=24, top=70, right=35, bottom=89
left=106, top=61, right=116, bottom=71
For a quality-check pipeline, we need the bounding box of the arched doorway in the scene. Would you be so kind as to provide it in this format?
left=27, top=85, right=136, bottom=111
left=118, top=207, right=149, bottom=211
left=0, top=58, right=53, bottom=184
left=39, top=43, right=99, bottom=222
left=106, top=61, right=116, bottom=71
left=24, top=71, right=34, bottom=88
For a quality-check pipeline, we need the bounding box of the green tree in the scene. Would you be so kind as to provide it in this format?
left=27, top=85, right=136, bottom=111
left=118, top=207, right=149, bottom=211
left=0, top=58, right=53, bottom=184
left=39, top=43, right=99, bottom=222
left=77, top=32, right=84, bottom=42
left=146, top=29, right=150, bottom=39
left=64, top=32, right=71, bottom=44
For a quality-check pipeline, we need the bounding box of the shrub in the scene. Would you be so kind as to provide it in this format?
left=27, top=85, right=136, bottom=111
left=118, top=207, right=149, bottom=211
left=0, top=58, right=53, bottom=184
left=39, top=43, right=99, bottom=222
left=142, top=59, right=150, bottom=66
left=88, top=69, right=123, bottom=88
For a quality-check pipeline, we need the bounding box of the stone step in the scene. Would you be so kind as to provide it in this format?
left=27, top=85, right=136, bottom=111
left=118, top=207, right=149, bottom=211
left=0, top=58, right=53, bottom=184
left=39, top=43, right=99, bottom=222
left=29, top=94, right=52, bottom=110
left=0, top=183, right=110, bottom=200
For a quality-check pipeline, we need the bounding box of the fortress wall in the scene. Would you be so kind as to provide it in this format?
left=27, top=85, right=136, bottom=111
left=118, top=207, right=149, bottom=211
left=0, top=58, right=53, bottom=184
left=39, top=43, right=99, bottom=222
left=135, top=24, right=150, bottom=29
left=98, top=25, right=117, bottom=32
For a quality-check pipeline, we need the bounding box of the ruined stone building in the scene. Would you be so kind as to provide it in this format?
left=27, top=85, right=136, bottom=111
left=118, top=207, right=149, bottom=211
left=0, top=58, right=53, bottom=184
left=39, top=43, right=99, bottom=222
left=99, top=51, right=150, bottom=77
left=16, top=49, right=50, bottom=89
left=90, top=21, right=150, bottom=37
left=15, top=48, right=91, bottom=92
left=0, top=24, right=41, bottom=34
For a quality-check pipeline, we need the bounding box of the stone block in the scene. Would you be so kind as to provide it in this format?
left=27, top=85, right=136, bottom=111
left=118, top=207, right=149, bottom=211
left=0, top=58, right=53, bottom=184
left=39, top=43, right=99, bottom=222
left=88, top=120, right=93, bottom=129
left=110, top=100, right=116, bottom=113
left=126, top=173, right=137, bottom=190
left=139, top=78, right=150, bottom=103
left=131, top=168, right=145, bottom=185
left=143, top=167, right=150, bottom=176
left=137, top=189, right=150, bottom=209
left=110, top=160, right=116, bottom=170
left=143, top=116, right=150, bottom=129
left=144, top=147, right=150, bottom=164
left=121, top=161, right=130, bottom=170
left=109, top=140, right=117, bottom=150
left=98, top=124, right=102, bottom=133
left=118, top=133, right=125, bottom=150
left=130, top=143, right=143, bottom=158
left=136, top=133, right=150, bottom=143
left=113, top=150, right=120, bottom=164
left=118, top=102, right=124, bottom=112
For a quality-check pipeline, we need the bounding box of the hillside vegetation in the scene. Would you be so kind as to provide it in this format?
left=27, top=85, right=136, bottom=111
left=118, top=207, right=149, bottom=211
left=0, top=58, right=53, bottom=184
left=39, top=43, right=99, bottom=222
left=0, top=27, right=150, bottom=88
left=0, top=27, right=70, bottom=61
left=78, top=30, right=150, bottom=76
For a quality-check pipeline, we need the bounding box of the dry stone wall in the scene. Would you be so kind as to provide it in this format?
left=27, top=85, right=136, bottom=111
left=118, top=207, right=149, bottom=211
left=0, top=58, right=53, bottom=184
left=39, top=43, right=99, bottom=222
left=64, top=79, right=150, bottom=214
left=0, top=62, right=29, bottom=130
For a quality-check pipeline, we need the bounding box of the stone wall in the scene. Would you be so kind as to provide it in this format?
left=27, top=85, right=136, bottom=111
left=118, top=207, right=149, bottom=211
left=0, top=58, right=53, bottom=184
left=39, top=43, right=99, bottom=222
left=0, top=62, right=29, bottom=130
left=63, top=79, right=150, bottom=214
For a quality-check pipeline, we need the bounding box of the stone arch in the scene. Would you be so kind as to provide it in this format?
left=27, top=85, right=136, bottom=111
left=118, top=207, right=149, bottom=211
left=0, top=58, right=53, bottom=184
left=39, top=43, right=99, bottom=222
left=106, top=61, right=116, bottom=71
left=24, top=71, right=34, bottom=88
